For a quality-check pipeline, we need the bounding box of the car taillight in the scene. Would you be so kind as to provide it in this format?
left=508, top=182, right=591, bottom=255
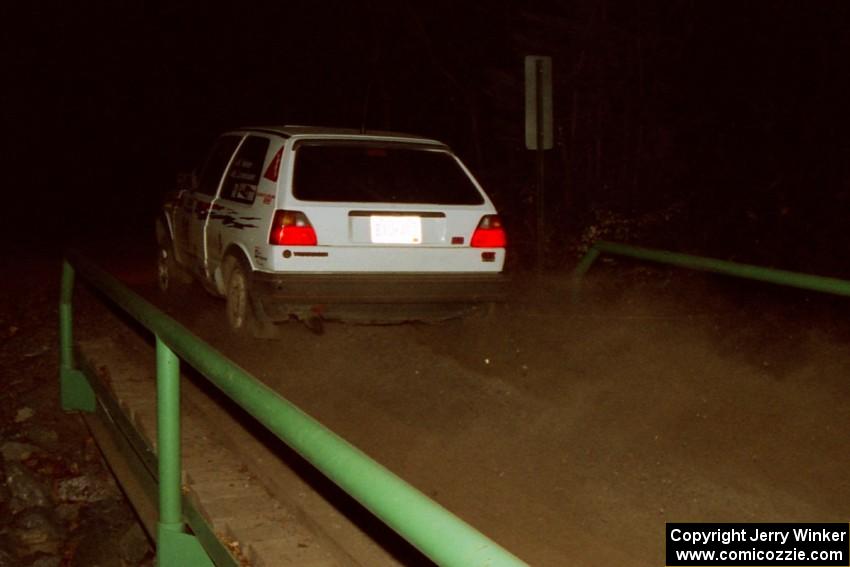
left=269, top=210, right=317, bottom=245
left=470, top=214, right=506, bottom=248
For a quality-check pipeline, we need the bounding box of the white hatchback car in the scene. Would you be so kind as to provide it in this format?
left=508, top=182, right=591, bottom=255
left=156, top=126, right=506, bottom=334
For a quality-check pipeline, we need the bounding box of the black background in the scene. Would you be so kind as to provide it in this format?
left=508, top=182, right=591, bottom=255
left=4, top=1, right=850, bottom=272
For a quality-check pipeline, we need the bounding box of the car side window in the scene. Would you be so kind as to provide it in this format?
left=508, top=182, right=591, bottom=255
left=196, top=135, right=242, bottom=196
left=219, top=136, right=271, bottom=204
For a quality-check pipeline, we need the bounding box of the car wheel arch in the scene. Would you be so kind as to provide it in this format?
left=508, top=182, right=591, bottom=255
left=217, top=244, right=253, bottom=294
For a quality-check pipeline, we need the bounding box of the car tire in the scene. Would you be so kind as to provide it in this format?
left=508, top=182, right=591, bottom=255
left=225, top=258, right=253, bottom=334
left=157, top=240, right=187, bottom=293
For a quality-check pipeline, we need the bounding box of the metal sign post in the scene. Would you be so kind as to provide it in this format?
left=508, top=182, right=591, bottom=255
left=525, top=55, right=553, bottom=271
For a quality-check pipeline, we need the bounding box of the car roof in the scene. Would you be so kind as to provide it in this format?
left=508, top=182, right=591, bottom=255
left=232, top=125, right=447, bottom=146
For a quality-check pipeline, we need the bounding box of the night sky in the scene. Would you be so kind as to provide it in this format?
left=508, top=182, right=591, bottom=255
left=5, top=1, right=850, bottom=272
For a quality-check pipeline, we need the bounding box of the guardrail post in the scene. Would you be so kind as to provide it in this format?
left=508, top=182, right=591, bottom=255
left=59, top=260, right=95, bottom=412
left=155, top=336, right=213, bottom=567
left=156, top=336, right=182, bottom=533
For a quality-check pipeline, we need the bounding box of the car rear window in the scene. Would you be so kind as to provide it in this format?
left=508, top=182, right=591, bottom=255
left=291, top=142, right=485, bottom=205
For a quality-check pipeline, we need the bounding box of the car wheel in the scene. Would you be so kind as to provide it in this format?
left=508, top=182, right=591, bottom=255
left=225, top=260, right=252, bottom=333
left=157, top=242, right=182, bottom=293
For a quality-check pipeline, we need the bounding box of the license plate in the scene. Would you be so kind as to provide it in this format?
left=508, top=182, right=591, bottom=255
left=370, top=215, right=422, bottom=244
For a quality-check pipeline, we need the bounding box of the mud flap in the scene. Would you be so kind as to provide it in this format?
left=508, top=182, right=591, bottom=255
left=249, top=296, right=282, bottom=339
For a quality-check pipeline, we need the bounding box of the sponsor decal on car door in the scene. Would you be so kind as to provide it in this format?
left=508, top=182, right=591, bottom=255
left=207, top=136, right=270, bottom=273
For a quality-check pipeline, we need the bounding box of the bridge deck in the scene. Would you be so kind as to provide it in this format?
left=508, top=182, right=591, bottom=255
left=77, top=336, right=351, bottom=567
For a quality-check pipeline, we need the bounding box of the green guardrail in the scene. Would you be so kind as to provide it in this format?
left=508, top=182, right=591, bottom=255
left=60, top=250, right=528, bottom=567
left=574, top=240, right=850, bottom=298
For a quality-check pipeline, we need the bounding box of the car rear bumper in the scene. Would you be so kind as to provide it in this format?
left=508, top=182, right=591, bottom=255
left=251, top=271, right=507, bottom=303
left=250, top=271, right=507, bottom=322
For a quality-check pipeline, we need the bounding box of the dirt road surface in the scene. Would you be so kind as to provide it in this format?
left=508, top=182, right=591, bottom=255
left=70, top=245, right=850, bottom=565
